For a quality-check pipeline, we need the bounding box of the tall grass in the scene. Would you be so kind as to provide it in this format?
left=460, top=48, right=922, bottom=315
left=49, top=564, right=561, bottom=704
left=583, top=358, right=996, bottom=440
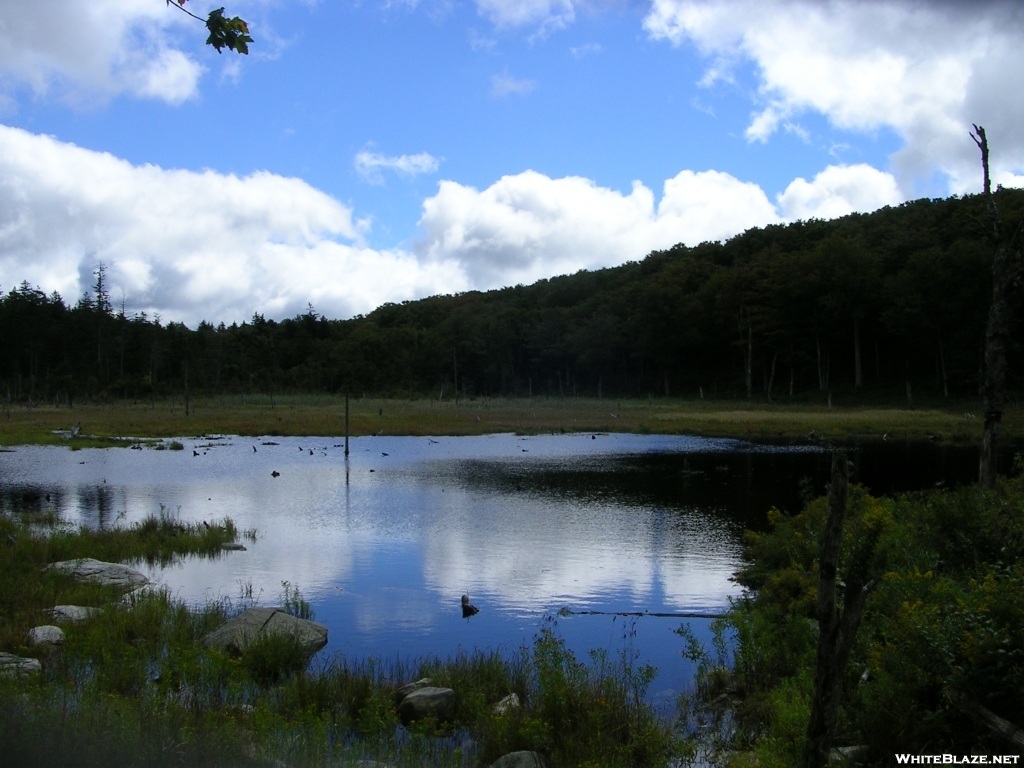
left=0, top=507, right=682, bottom=767
left=0, top=500, right=239, bottom=657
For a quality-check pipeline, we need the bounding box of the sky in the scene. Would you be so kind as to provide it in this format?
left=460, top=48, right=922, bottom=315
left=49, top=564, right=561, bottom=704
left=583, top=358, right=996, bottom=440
left=1, top=0, right=1023, bottom=326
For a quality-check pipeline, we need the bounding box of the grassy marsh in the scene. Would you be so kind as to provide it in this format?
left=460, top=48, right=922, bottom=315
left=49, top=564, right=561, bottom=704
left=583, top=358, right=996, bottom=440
left=0, top=498, right=681, bottom=767
left=0, top=393, right=1011, bottom=446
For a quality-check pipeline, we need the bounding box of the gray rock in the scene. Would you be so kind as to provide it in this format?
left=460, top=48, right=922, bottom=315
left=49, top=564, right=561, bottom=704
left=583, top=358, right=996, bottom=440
left=493, top=692, right=521, bottom=715
left=489, top=751, right=549, bottom=768
left=47, top=558, right=149, bottom=589
left=397, top=686, right=456, bottom=724
left=0, top=652, right=41, bottom=677
left=221, top=542, right=247, bottom=551
left=48, top=605, right=104, bottom=623
left=393, top=677, right=433, bottom=704
left=203, top=607, right=328, bottom=656
left=27, top=625, right=65, bottom=647
left=829, top=746, right=867, bottom=765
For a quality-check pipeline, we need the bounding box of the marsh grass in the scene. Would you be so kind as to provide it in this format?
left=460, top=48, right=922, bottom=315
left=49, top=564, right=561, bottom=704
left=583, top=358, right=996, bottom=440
left=0, top=506, right=682, bottom=767
left=1, top=606, right=682, bottom=767
left=0, top=500, right=238, bottom=654
left=0, top=393, right=1007, bottom=446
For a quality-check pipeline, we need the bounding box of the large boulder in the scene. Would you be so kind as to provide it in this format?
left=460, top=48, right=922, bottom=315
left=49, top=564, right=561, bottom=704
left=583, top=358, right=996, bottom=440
left=27, top=625, right=65, bottom=647
left=202, top=607, right=327, bottom=656
left=489, top=752, right=549, bottom=768
left=47, top=558, right=149, bottom=589
left=393, top=677, right=433, bottom=705
left=397, top=686, right=455, bottom=724
left=0, top=652, right=41, bottom=677
left=48, top=605, right=104, bottom=623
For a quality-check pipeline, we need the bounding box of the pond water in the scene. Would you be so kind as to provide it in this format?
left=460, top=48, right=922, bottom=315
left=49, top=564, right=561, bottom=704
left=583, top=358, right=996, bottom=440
left=0, top=432, right=995, bottom=710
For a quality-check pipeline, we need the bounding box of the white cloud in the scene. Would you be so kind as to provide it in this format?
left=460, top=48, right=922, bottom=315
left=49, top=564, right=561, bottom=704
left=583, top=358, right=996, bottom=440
left=0, top=0, right=205, bottom=104
left=491, top=72, right=536, bottom=97
left=474, top=0, right=576, bottom=32
left=570, top=42, right=602, bottom=58
left=777, top=163, right=902, bottom=221
left=643, top=0, right=1024, bottom=194
left=0, top=125, right=465, bottom=325
left=0, top=125, right=902, bottom=326
left=416, top=168, right=782, bottom=287
left=354, top=150, right=441, bottom=185
left=417, top=163, right=903, bottom=287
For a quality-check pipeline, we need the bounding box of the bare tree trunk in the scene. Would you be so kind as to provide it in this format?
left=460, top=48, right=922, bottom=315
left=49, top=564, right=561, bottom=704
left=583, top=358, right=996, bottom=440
left=939, top=337, right=949, bottom=398
left=973, top=125, right=1018, bottom=490
left=767, top=352, right=778, bottom=403
left=746, top=323, right=753, bottom=399
left=817, top=337, right=824, bottom=390
left=453, top=350, right=459, bottom=407
left=854, top=318, right=863, bottom=388
left=804, top=451, right=877, bottom=768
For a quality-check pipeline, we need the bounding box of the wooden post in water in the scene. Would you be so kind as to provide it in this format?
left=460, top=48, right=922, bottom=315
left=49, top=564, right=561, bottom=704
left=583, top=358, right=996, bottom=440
left=344, top=394, right=350, bottom=458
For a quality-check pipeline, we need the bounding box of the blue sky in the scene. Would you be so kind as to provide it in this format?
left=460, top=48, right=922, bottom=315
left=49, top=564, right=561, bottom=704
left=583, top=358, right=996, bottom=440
left=0, top=0, right=1022, bottom=324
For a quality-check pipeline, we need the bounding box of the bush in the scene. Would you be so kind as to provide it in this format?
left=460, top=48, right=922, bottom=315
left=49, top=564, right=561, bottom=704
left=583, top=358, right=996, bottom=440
left=684, top=479, right=1024, bottom=762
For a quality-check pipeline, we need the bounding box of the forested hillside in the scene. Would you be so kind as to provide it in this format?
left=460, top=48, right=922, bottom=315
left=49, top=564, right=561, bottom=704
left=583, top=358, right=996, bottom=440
left=3, top=190, right=1023, bottom=406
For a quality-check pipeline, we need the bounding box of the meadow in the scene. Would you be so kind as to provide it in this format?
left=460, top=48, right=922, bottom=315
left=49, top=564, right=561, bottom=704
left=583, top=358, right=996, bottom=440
left=0, top=393, right=1012, bottom=447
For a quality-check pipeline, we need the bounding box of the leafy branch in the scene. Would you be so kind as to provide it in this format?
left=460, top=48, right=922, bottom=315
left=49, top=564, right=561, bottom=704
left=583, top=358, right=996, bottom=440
left=167, top=0, right=253, bottom=55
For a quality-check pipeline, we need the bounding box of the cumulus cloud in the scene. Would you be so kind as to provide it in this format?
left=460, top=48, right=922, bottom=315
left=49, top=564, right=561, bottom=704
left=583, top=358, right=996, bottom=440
left=416, top=169, right=773, bottom=286
left=0, top=125, right=465, bottom=325
left=416, top=163, right=903, bottom=286
left=0, top=0, right=205, bottom=104
left=777, top=163, right=902, bottom=221
left=1, top=125, right=901, bottom=325
left=643, top=0, right=1024, bottom=194
left=354, top=150, right=441, bottom=185
left=491, top=71, right=536, bottom=97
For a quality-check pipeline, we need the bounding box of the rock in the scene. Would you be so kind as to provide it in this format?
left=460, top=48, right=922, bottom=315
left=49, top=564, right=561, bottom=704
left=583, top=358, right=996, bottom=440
left=220, top=542, right=247, bottom=551
left=47, top=558, right=149, bottom=589
left=493, top=693, right=520, bottom=715
left=393, top=677, right=433, bottom=705
left=27, top=625, right=65, bottom=647
left=0, top=652, right=41, bottom=677
left=829, top=746, right=868, bottom=765
left=489, top=751, right=549, bottom=768
left=397, top=686, right=456, bottom=724
left=202, top=607, right=328, bottom=656
left=48, top=605, right=104, bottom=623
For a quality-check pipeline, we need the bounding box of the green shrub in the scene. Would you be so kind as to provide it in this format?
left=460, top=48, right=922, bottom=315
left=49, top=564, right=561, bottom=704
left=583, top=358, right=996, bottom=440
left=685, top=479, right=1024, bottom=762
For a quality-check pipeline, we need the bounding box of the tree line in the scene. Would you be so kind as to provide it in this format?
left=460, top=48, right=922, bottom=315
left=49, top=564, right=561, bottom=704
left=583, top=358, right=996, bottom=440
left=3, top=190, right=1024, bottom=407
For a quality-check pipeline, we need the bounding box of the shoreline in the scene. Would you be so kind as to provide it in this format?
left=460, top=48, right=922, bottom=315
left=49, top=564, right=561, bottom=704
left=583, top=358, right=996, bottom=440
left=0, top=395, right=1012, bottom=447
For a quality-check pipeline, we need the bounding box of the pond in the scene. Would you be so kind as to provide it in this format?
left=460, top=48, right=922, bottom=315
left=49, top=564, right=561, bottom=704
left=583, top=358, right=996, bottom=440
left=0, top=432, right=993, bottom=710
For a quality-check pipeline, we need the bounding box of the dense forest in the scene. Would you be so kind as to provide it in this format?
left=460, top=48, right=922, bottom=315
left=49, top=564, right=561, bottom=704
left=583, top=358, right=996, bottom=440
left=3, top=190, right=1024, bottom=406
